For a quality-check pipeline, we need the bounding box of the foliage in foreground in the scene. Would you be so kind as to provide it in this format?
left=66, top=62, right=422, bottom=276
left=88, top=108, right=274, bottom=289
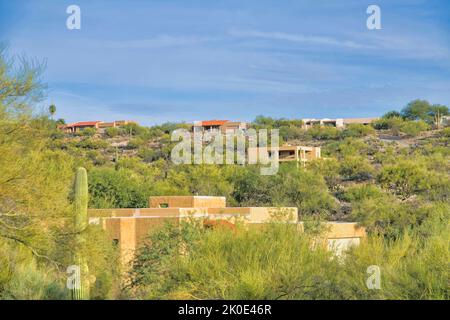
left=0, top=49, right=120, bottom=300
left=128, top=218, right=449, bottom=300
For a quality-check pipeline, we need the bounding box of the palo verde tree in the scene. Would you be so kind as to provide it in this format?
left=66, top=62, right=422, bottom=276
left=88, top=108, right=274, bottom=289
left=0, top=47, right=73, bottom=260
left=0, top=49, right=119, bottom=299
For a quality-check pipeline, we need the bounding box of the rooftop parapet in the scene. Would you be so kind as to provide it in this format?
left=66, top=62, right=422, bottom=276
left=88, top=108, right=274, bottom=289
left=149, top=195, right=226, bottom=208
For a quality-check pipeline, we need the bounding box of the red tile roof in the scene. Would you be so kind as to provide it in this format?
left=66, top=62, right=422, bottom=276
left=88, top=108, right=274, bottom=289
left=201, top=120, right=229, bottom=126
left=65, top=121, right=102, bottom=128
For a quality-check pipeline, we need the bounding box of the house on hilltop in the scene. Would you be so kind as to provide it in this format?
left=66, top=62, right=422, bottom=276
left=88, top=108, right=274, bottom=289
left=59, top=120, right=137, bottom=133
left=247, top=145, right=322, bottom=166
left=302, top=117, right=378, bottom=129
left=192, top=120, right=248, bottom=134
left=59, top=121, right=102, bottom=133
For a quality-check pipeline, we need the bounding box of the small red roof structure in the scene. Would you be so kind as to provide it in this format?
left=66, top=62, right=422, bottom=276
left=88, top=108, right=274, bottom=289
left=66, top=121, right=102, bottom=127
left=200, top=120, right=230, bottom=126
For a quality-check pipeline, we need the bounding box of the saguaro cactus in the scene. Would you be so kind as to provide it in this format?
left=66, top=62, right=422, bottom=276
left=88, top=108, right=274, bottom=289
left=74, top=167, right=88, bottom=232
left=72, top=167, right=90, bottom=300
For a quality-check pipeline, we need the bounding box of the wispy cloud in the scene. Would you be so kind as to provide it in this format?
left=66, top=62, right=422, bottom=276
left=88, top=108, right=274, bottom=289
left=228, top=29, right=369, bottom=49
left=103, top=35, right=215, bottom=49
left=363, top=33, right=450, bottom=60
left=3, top=0, right=449, bottom=124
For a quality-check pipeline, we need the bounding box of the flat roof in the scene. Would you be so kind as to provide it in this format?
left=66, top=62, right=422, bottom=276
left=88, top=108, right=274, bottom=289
left=196, top=120, right=230, bottom=126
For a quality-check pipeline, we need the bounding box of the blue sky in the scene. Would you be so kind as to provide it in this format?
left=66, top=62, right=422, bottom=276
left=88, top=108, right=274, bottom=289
left=1, top=0, right=450, bottom=125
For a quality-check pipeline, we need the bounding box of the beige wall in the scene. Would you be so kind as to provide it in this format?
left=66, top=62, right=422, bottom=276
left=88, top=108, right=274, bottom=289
left=301, top=147, right=321, bottom=161
left=221, top=122, right=248, bottom=133
left=248, top=146, right=321, bottom=163
left=193, top=196, right=226, bottom=208
left=343, top=118, right=378, bottom=125
left=89, top=208, right=136, bottom=217
left=98, top=216, right=180, bottom=266
left=324, top=222, right=366, bottom=238
left=247, top=207, right=298, bottom=223
left=97, top=122, right=116, bottom=129
left=101, top=218, right=137, bottom=266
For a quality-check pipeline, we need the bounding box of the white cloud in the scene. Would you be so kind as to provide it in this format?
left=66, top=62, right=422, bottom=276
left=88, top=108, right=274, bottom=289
left=228, top=29, right=369, bottom=49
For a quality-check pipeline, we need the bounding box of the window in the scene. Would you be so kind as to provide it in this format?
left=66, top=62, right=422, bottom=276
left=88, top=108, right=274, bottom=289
left=159, top=203, right=169, bottom=208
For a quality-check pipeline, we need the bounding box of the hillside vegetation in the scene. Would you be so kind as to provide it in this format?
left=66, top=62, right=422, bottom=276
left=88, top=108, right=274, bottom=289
left=0, top=50, right=448, bottom=299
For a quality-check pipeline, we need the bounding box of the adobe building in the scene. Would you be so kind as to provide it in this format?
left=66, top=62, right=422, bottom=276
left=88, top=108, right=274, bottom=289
left=97, top=120, right=136, bottom=133
left=59, top=121, right=103, bottom=133
left=59, top=120, right=136, bottom=133
left=302, top=117, right=378, bottom=129
left=88, top=196, right=365, bottom=266
left=343, top=117, right=379, bottom=126
left=303, top=118, right=345, bottom=129
left=247, top=145, right=321, bottom=166
left=192, top=120, right=248, bottom=134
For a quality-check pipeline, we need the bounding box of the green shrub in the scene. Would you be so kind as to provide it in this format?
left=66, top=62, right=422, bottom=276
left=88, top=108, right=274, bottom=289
left=137, top=148, right=159, bottom=163
left=342, top=124, right=375, bottom=138
left=231, top=165, right=336, bottom=217
left=341, top=184, right=386, bottom=203
left=76, top=138, right=108, bottom=150
left=399, top=120, right=428, bottom=137
left=326, top=138, right=370, bottom=157
left=121, top=123, right=152, bottom=139
left=440, top=127, right=450, bottom=137
left=88, top=167, right=151, bottom=208
left=378, top=160, right=432, bottom=199
left=129, top=222, right=338, bottom=300
left=307, top=125, right=341, bottom=140
left=339, top=156, right=374, bottom=181
left=373, top=117, right=404, bottom=134
left=279, top=126, right=307, bottom=141
left=382, top=110, right=401, bottom=119
left=80, top=127, right=97, bottom=137
left=0, top=243, right=68, bottom=300
left=341, top=228, right=449, bottom=299
left=309, top=158, right=341, bottom=190
left=129, top=217, right=450, bottom=300
left=127, top=138, right=146, bottom=149
left=105, top=127, right=120, bottom=138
